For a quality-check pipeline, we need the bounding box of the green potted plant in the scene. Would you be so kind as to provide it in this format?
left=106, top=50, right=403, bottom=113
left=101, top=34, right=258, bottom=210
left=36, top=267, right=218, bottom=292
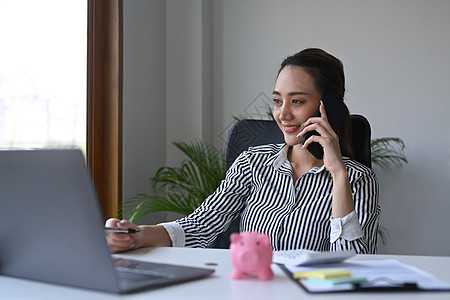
left=122, top=140, right=225, bottom=222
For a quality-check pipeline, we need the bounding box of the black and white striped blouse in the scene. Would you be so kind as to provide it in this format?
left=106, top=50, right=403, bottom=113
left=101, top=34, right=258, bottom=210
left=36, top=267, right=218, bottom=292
left=171, top=143, right=380, bottom=254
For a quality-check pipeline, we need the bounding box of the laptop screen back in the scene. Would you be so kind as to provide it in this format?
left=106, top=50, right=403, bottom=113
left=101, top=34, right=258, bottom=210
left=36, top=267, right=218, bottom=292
left=0, top=149, right=122, bottom=292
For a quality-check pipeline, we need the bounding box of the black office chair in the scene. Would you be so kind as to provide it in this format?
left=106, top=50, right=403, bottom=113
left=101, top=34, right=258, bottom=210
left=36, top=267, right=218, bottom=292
left=210, top=114, right=372, bottom=248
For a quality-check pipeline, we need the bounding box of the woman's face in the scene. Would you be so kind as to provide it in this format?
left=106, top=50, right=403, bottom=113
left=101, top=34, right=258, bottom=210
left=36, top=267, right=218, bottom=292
left=273, top=66, right=322, bottom=146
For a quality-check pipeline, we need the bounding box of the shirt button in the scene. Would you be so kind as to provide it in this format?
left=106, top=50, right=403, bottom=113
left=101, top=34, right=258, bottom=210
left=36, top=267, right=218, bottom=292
left=296, top=187, right=300, bottom=191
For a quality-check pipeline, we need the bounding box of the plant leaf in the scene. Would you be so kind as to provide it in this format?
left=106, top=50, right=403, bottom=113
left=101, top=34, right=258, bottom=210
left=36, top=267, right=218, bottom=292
left=371, top=137, right=408, bottom=169
left=123, top=140, right=226, bottom=222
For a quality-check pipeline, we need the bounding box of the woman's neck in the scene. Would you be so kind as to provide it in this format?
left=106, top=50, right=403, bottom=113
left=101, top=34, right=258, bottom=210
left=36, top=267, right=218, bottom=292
left=287, top=145, right=323, bottom=182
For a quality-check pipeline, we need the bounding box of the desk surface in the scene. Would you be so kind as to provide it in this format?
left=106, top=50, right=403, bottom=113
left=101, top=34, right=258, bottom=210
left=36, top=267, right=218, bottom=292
left=2, top=247, right=450, bottom=299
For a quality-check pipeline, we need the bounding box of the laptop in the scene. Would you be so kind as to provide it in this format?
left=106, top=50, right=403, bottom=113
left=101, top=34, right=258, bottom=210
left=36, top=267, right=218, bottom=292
left=0, top=149, right=214, bottom=294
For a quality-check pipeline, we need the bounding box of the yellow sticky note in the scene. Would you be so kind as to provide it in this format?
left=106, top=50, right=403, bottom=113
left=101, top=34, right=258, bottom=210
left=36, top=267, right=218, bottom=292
left=293, top=268, right=351, bottom=279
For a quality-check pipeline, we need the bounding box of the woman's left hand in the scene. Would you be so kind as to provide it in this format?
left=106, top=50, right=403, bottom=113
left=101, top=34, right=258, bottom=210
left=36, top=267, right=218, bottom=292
left=297, top=102, right=346, bottom=176
left=298, top=102, right=354, bottom=218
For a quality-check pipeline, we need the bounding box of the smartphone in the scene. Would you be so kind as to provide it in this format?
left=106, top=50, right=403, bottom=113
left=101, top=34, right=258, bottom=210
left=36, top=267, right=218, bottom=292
left=301, top=93, right=348, bottom=159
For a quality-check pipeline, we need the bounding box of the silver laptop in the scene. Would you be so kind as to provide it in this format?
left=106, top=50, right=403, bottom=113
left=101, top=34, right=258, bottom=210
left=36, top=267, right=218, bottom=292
left=0, top=149, right=214, bottom=294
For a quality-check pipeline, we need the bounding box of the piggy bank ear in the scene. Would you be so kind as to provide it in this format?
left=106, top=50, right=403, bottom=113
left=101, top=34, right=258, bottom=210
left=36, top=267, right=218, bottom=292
left=230, top=233, right=242, bottom=244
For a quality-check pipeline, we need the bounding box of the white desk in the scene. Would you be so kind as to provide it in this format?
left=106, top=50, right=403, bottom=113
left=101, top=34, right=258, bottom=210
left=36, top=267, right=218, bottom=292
left=1, top=247, right=450, bottom=299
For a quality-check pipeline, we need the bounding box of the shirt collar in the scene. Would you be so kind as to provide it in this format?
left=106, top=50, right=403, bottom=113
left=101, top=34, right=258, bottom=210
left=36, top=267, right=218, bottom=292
left=263, top=143, right=288, bottom=169
left=266, top=144, right=327, bottom=174
left=272, top=144, right=290, bottom=170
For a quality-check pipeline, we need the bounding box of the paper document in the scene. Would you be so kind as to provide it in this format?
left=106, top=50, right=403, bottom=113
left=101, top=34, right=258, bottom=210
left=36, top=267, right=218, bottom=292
left=284, top=259, right=450, bottom=293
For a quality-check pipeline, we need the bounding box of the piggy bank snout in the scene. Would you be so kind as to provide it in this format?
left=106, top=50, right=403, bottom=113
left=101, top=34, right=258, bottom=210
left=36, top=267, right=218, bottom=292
left=236, top=249, right=261, bottom=267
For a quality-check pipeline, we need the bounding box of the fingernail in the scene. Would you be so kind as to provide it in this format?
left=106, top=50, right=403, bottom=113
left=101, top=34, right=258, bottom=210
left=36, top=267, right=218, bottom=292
left=118, top=221, right=125, bottom=226
left=320, top=100, right=324, bottom=106
left=129, top=242, right=135, bottom=249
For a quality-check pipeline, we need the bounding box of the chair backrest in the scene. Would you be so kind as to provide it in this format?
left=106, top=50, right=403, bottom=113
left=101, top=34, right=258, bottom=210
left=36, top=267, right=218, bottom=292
left=224, top=114, right=372, bottom=169
left=224, top=119, right=285, bottom=169
left=210, top=114, right=372, bottom=248
left=350, top=114, right=372, bottom=168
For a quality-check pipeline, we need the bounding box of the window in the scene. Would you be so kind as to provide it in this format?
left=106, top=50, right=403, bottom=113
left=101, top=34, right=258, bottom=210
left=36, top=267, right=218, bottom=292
left=0, top=0, right=87, bottom=151
left=0, top=0, right=122, bottom=219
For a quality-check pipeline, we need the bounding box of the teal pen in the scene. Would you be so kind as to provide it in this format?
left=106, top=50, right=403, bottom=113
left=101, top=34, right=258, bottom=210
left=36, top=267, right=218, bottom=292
left=306, top=276, right=367, bottom=287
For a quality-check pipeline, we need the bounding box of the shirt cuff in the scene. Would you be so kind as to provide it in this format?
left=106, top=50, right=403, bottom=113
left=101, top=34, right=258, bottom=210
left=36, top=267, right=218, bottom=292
left=158, top=221, right=185, bottom=247
left=330, top=210, right=364, bottom=243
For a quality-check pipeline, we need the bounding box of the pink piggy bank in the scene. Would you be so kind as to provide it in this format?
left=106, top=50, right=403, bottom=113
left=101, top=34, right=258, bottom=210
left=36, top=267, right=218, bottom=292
left=229, top=232, right=273, bottom=280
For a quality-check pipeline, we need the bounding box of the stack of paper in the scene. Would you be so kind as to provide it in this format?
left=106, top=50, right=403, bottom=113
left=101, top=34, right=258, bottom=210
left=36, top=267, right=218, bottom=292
left=281, top=259, right=450, bottom=293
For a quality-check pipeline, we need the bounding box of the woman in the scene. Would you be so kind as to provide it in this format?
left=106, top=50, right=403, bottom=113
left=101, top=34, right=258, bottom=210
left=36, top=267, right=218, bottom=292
left=106, top=48, right=380, bottom=254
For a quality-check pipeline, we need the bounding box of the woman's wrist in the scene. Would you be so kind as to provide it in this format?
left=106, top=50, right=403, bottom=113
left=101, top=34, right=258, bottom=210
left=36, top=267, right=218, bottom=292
left=138, top=225, right=172, bottom=248
left=329, top=161, right=348, bottom=181
left=331, top=168, right=354, bottom=218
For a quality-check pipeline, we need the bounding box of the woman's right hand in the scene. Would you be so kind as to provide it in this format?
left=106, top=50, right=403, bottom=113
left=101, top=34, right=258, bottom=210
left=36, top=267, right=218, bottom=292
left=105, top=218, right=140, bottom=253
left=105, top=218, right=172, bottom=253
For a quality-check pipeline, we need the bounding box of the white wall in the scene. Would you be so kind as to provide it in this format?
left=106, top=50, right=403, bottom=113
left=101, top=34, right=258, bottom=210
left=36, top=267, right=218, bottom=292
left=165, top=0, right=213, bottom=160
left=122, top=0, right=167, bottom=224
left=123, top=0, right=213, bottom=224
left=123, top=0, right=450, bottom=255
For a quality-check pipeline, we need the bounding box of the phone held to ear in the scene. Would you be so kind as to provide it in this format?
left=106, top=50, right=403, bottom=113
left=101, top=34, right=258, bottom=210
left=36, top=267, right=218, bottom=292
left=301, top=93, right=348, bottom=159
